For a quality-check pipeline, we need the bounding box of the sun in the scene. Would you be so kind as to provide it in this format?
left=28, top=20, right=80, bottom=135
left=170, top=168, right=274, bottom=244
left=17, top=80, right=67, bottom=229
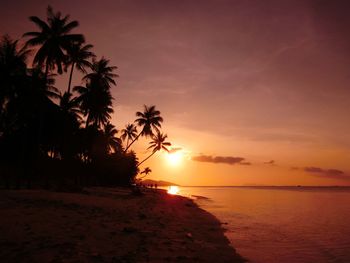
left=166, top=152, right=182, bottom=166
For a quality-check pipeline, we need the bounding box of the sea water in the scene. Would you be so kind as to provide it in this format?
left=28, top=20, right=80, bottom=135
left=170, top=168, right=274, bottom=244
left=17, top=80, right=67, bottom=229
left=175, top=186, right=350, bottom=263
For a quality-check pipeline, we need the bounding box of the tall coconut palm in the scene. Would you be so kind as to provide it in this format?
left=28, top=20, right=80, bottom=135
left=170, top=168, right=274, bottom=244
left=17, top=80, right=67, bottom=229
left=65, top=43, right=95, bottom=94
left=74, top=83, right=113, bottom=128
left=103, top=122, right=122, bottom=153
left=0, top=35, right=31, bottom=107
left=15, top=67, right=59, bottom=160
left=58, top=91, right=82, bottom=159
left=124, top=105, right=163, bottom=152
left=120, top=123, right=137, bottom=149
left=137, top=132, right=171, bottom=167
left=83, top=57, right=118, bottom=90
left=75, top=57, right=117, bottom=128
left=26, top=67, right=60, bottom=102
left=59, top=91, right=82, bottom=122
left=23, top=6, right=84, bottom=78
left=0, top=35, right=31, bottom=138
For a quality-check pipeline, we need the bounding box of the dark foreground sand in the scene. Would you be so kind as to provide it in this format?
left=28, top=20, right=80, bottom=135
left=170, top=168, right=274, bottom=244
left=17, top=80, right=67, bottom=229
left=0, top=188, right=245, bottom=262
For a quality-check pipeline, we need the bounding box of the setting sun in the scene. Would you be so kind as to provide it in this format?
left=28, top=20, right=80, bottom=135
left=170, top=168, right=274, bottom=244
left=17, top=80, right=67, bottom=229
left=166, top=152, right=182, bottom=166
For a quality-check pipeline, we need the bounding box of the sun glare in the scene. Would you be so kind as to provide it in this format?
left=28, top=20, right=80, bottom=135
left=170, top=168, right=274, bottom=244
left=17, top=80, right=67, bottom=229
left=167, top=186, right=179, bottom=195
left=166, top=152, right=182, bottom=166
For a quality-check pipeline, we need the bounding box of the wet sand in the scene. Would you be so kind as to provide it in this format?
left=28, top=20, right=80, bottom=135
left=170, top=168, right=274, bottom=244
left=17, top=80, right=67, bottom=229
left=0, top=188, right=244, bottom=262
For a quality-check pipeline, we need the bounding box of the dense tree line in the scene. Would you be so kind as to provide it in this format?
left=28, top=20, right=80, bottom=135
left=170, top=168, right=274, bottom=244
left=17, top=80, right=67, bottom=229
left=0, top=6, right=170, bottom=190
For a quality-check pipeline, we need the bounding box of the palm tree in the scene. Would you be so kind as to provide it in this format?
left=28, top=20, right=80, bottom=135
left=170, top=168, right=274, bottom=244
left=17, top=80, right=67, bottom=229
left=74, top=83, right=114, bottom=128
left=65, top=43, right=95, bottom=94
left=137, top=132, right=171, bottom=167
left=59, top=91, right=82, bottom=122
left=139, top=167, right=152, bottom=179
left=26, top=67, right=60, bottom=102
left=82, top=57, right=118, bottom=90
left=75, top=57, right=117, bottom=128
left=57, top=91, right=82, bottom=159
left=0, top=35, right=31, bottom=109
left=120, top=123, right=137, bottom=149
left=10, top=67, right=60, bottom=161
left=0, top=35, right=31, bottom=147
left=23, top=6, right=84, bottom=78
left=124, top=105, right=163, bottom=152
left=103, top=122, right=122, bottom=153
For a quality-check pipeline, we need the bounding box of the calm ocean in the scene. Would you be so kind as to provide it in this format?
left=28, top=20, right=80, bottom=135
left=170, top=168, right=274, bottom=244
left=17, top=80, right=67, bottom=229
left=175, top=186, right=350, bottom=263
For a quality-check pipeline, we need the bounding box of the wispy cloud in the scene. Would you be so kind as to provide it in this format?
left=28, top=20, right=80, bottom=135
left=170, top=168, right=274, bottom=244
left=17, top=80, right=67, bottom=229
left=292, top=166, right=350, bottom=180
left=264, top=160, right=276, bottom=166
left=192, top=155, right=250, bottom=166
left=169, top=147, right=182, bottom=154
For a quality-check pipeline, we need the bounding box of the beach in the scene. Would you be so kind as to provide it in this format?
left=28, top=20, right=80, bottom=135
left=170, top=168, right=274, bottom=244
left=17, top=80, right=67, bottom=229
left=0, top=188, right=244, bottom=262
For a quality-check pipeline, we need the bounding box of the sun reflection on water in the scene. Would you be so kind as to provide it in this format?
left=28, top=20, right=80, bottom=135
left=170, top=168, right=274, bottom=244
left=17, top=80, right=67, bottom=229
left=167, top=186, right=179, bottom=195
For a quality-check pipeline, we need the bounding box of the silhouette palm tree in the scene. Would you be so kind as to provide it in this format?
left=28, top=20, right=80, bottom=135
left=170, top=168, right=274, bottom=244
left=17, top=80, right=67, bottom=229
left=27, top=67, right=60, bottom=101
left=137, top=132, right=170, bottom=167
left=23, top=6, right=84, bottom=78
left=0, top=35, right=31, bottom=107
left=74, top=83, right=113, bottom=128
left=124, top=105, right=163, bottom=152
left=82, top=57, right=118, bottom=90
left=65, top=43, right=95, bottom=94
left=121, top=123, right=138, bottom=149
left=74, top=57, right=117, bottom=128
left=0, top=35, right=31, bottom=153
left=103, top=122, right=122, bottom=153
left=57, top=91, right=82, bottom=159
left=141, top=167, right=152, bottom=175
left=59, top=91, right=82, bottom=122
left=139, top=167, right=152, bottom=179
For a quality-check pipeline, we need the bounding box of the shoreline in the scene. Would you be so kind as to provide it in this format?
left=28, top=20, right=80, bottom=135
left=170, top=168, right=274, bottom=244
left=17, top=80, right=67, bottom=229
left=0, top=188, right=245, bottom=262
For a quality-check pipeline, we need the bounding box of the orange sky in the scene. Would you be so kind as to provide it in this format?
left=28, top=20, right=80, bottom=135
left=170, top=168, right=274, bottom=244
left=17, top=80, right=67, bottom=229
left=1, top=0, right=350, bottom=185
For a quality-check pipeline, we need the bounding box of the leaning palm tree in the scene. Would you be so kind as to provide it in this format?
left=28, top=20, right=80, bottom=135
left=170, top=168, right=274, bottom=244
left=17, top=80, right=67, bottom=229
left=65, top=42, right=95, bottom=94
left=23, top=6, right=84, bottom=78
left=120, top=123, right=138, bottom=149
left=137, top=132, right=171, bottom=167
left=124, top=105, right=163, bottom=152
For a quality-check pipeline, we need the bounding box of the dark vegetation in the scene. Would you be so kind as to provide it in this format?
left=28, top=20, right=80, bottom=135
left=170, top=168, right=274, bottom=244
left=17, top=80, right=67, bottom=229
left=0, top=6, right=171, bottom=190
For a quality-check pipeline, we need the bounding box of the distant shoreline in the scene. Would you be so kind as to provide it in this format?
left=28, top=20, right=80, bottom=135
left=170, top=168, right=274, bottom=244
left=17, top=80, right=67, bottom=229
left=0, top=188, right=245, bottom=262
left=180, top=185, right=350, bottom=188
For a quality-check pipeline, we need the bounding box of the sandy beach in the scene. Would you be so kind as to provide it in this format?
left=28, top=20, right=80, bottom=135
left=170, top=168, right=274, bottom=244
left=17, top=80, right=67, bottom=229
left=0, top=188, right=244, bottom=262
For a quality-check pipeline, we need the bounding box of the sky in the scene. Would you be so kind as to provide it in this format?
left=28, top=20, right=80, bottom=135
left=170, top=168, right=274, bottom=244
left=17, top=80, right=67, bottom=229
left=1, top=0, right=350, bottom=186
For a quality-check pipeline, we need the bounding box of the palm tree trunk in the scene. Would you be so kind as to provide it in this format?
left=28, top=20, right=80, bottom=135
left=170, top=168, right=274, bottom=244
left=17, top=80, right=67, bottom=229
left=137, top=151, right=156, bottom=167
left=126, top=137, right=130, bottom=149
left=44, top=59, right=50, bottom=81
left=138, top=173, right=148, bottom=180
left=67, top=62, right=75, bottom=94
left=124, top=131, right=142, bottom=153
left=85, top=114, right=91, bottom=129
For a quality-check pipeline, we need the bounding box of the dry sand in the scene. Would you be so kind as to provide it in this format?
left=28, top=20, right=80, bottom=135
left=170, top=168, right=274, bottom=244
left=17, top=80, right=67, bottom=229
left=0, top=188, right=245, bottom=262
